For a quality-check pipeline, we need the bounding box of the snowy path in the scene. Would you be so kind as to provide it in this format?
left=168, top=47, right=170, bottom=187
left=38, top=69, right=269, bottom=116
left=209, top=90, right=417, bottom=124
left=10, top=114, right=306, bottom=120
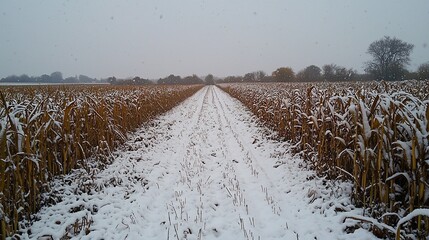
left=24, top=86, right=374, bottom=240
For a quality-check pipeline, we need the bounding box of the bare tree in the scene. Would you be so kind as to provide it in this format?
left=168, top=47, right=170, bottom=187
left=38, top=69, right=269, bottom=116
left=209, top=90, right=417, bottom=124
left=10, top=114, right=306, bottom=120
left=322, top=64, right=356, bottom=81
left=365, top=36, right=414, bottom=81
left=204, top=74, right=214, bottom=85
left=272, top=67, right=295, bottom=82
left=417, top=62, right=429, bottom=80
left=243, top=71, right=266, bottom=82
left=255, top=71, right=266, bottom=82
left=296, top=65, right=322, bottom=82
left=50, top=71, right=63, bottom=82
left=183, top=74, right=204, bottom=84
left=243, top=72, right=256, bottom=82
left=322, top=64, right=336, bottom=81
left=108, top=76, right=117, bottom=84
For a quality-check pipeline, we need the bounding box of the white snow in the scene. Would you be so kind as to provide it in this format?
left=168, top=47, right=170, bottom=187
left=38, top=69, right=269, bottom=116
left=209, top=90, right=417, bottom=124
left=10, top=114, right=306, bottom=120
left=17, top=86, right=376, bottom=240
left=396, top=208, right=429, bottom=231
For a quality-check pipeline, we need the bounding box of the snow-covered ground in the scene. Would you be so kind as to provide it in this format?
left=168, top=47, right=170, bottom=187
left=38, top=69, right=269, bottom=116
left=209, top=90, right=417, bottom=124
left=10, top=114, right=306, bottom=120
left=19, top=86, right=376, bottom=240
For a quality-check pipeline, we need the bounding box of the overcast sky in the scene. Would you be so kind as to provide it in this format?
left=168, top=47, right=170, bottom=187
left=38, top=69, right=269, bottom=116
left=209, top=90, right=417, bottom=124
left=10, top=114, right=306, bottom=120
left=1, top=0, right=428, bottom=79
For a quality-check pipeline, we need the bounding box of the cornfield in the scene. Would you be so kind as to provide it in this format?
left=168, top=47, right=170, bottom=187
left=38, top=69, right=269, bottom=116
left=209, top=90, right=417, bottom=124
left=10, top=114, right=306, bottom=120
left=219, top=80, right=429, bottom=239
left=0, top=84, right=202, bottom=238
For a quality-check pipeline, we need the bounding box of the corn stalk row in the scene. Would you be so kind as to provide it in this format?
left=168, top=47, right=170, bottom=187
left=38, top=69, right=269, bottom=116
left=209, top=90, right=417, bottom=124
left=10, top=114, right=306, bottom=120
left=0, top=84, right=202, bottom=238
left=219, top=81, right=429, bottom=238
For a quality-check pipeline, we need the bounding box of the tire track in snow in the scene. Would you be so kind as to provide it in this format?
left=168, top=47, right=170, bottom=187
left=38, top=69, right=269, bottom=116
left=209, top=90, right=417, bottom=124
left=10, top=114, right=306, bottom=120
left=148, top=86, right=260, bottom=239
left=211, top=87, right=288, bottom=239
left=135, top=86, right=212, bottom=239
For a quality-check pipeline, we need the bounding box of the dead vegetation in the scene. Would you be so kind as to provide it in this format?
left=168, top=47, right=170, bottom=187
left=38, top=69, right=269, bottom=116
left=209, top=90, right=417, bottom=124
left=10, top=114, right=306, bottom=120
left=0, top=84, right=202, bottom=239
left=219, top=80, right=429, bottom=239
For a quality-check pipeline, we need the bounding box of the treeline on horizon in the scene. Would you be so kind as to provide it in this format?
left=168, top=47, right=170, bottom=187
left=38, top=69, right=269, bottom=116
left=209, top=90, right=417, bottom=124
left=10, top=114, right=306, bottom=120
left=107, top=74, right=211, bottom=85
left=0, top=71, right=106, bottom=84
left=2, top=64, right=428, bottom=86
left=218, top=62, right=429, bottom=84
left=2, top=36, right=429, bottom=85
left=112, top=60, right=429, bottom=85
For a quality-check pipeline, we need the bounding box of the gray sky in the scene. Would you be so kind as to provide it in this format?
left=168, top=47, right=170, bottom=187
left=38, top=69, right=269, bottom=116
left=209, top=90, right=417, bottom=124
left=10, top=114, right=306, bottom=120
left=1, top=0, right=428, bottom=79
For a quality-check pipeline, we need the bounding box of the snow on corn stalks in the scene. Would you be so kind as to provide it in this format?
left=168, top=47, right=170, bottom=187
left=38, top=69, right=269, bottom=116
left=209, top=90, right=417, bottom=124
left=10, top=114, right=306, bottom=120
left=0, top=84, right=202, bottom=238
left=219, top=80, right=429, bottom=238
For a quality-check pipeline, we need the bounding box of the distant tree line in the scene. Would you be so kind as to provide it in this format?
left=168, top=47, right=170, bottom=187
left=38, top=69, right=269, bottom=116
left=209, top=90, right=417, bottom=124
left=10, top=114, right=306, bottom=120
left=3, top=37, right=428, bottom=85
left=109, top=74, right=214, bottom=85
left=219, top=36, right=428, bottom=83
left=157, top=74, right=217, bottom=85
left=158, top=74, right=205, bottom=85
left=0, top=71, right=106, bottom=84
left=108, top=76, right=153, bottom=85
left=217, top=64, right=362, bottom=83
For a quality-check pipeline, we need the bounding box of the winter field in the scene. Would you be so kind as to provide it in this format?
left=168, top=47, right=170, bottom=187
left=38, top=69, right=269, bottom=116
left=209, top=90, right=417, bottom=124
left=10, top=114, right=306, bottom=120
left=0, top=82, right=428, bottom=239
left=0, top=84, right=202, bottom=239
left=219, top=81, right=429, bottom=239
